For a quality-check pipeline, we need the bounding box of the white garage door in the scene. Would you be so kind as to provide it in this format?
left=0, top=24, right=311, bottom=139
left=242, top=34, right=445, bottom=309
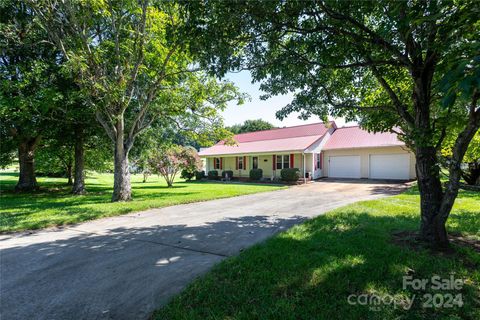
left=370, top=154, right=410, bottom=180
left=329, top=155, right=361, bottom=178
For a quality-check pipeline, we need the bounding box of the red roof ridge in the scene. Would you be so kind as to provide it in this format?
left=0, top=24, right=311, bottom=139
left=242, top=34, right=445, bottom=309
left=336, top=125, right=361, bottom=129
left=232, top=121, right=335, bottom=137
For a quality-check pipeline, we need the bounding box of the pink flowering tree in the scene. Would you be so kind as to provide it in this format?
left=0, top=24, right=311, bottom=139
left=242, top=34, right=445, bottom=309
left=148, top=146, right=202, bottom=187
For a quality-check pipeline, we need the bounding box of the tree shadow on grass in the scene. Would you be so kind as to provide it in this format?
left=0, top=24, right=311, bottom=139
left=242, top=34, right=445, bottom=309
left=0, top=190, right=199, bottom=232
left=155, top=211, right=480, bottom=320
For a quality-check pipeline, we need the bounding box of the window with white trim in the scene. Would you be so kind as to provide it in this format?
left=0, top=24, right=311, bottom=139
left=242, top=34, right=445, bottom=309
left=316, top=153, right=321, bottom=169
left=238, top=157, right=244, bottom=170
left=276, top=155, right=290, bottom=170
left=214, top=157, right=220, bottom=169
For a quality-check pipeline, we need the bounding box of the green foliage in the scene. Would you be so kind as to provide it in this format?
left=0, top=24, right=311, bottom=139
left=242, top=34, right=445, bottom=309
left=249, top=168, right=263, bottom=181
left=207, top=170, right=219, bottom=180
left=280, top=168, right=299, bottom=182
left=155, top=188, right=480, bottom=319
left=35, top=141, right=72, bottom=177
left=195, top=170, right=205, bottom=180
left=221, top=170, right=234, bottom=179
left=228, top=119, right=275, bottom=134
left=180, top=169, right=195, bottom=181
left=31, top=0, right=245, bottom=199
left=185, top=0, right=479, bottom=144
left=0, top=0, right=62, bottom=166
left=442, top=131, right=480, bottom=164
left=184, top=0, right=480, bottom=239
left=441, top=130, right=480, bottom=185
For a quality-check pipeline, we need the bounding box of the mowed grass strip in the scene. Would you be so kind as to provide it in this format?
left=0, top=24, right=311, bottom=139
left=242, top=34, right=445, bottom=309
left=0, top=172, right=285, bottom=233
left=154, top=188, right=480, bottom=320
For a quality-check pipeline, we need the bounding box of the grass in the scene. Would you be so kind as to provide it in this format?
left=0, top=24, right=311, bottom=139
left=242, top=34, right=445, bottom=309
left=0, top=171, right=285, bottom=233
left=155, top=186, right=480, bottom=320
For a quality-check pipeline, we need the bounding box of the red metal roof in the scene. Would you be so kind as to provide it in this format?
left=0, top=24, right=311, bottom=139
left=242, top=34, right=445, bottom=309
left=221, top=122, right=334, bottom=144
left=322, top=126, right=404, bottom=150
left=199, top=136, right=324, bottom=156
left=199, top=122, right=333, bottom=156
left=199, top=123, right=405, bottom=157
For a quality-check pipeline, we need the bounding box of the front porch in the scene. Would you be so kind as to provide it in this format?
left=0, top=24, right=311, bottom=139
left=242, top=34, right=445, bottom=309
left=204, top=152, right=323, bottom=181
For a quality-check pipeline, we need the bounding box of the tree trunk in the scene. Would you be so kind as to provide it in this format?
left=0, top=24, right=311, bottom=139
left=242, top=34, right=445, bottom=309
left=415, top=146, right=447, bottom=246
left=72, top=126, right=86, bottom=195
left=112, top=116, right=132, bottom=201
left=461, top=162, right=480, bottom=185
left=112, top=146, right=131, bottom=201
left=66, top=164, right=73, bottom=185
left=435, top=113, right=480, bottom=246
left=15, top=137, right=39, bottom=192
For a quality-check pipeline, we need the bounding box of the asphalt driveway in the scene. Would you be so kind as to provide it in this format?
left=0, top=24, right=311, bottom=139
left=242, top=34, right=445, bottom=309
left=0, top=179, right=409, bottom=320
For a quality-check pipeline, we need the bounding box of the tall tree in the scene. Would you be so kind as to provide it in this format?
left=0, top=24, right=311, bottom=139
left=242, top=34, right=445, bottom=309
left=228, top=119, right=275, bottom=134
left=0, top=0, right=61, bottom=191
left=185, top=0, right=480, bottom=247
left=32, top=0, right=218, bottom=201
left=32, top=0, right=181, bottom=200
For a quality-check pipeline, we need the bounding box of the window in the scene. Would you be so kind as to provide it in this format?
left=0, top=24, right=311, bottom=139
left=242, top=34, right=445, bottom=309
left=276, top=155, right=282, bottom=170
left=283, top=155, right=290, bottom=169
left=238, top=157, right=244, bottom=170
left=214, top=157, right=220, bottom=169
left=276, top=154, right=290, bottom=170
left=252, top=157, right=258, bottom=169
left=316, top=153, right=321, bottom=170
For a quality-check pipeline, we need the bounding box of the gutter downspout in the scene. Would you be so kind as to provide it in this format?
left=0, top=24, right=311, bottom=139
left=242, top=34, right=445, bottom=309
left=302, top=152, right=306, bottom=184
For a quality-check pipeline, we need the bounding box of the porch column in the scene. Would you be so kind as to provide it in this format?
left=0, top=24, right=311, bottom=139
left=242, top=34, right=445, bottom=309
left=303, top=153, right=306, bottom=184
left=312, top=153, right=315, bottom=180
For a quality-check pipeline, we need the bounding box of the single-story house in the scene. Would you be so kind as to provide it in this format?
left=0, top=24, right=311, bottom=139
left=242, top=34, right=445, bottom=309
left=198, top=122, right=416, bottom=181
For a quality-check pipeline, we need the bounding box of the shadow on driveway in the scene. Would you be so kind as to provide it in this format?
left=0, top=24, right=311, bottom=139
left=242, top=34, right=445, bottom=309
left=1, top=215, right=305, bottom=320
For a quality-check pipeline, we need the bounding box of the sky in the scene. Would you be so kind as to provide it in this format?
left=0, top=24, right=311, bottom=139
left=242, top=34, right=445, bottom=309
left=222, top=71, right=357, bottom=128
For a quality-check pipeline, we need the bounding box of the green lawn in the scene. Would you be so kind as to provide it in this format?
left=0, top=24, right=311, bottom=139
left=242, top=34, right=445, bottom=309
left=155, top=187, right=480, bottom=320
left=0, top=171, right=285, bottom=233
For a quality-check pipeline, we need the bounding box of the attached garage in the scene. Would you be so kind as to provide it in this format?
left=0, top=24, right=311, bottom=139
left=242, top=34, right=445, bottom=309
left=323, top=147, right=415, bottom=180
left=369, top=154, right=410, bottom=180
left=329, top=155, right=361, bottom=178
left=322, top=126, right=416, bottom=181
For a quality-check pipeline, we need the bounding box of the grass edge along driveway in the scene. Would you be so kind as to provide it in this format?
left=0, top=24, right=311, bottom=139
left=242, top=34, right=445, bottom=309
left=0, top=172, right=286, bottom=233
left=154, top=187, right=480, bottom=320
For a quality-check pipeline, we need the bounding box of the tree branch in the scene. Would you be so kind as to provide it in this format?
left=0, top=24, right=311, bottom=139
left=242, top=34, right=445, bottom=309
left=367, top=56, right=415, bottom=127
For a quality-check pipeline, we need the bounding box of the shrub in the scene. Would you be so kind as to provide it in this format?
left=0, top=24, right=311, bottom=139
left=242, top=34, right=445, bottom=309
left=281, top=168, right=300, bottom=182
left=181, top=169, right=195, bottom=181
left=221, top=170, right=234, bottom=179
left=249, top=168, right=263, bottom=180
left=208, top=170, right=219, bottom=179
left=195, top=170, right=205, bottom=180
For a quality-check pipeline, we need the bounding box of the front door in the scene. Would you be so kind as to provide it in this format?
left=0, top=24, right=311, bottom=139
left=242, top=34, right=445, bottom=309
left=252, top=156, right=258, bottom=169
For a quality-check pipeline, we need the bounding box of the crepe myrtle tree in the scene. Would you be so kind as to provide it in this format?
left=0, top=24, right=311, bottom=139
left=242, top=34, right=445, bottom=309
left=31, top=0, right=238, bottom=201
left=185, top=0, right=480, bottom=247
left=148, top=145, right=202, bottom=187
